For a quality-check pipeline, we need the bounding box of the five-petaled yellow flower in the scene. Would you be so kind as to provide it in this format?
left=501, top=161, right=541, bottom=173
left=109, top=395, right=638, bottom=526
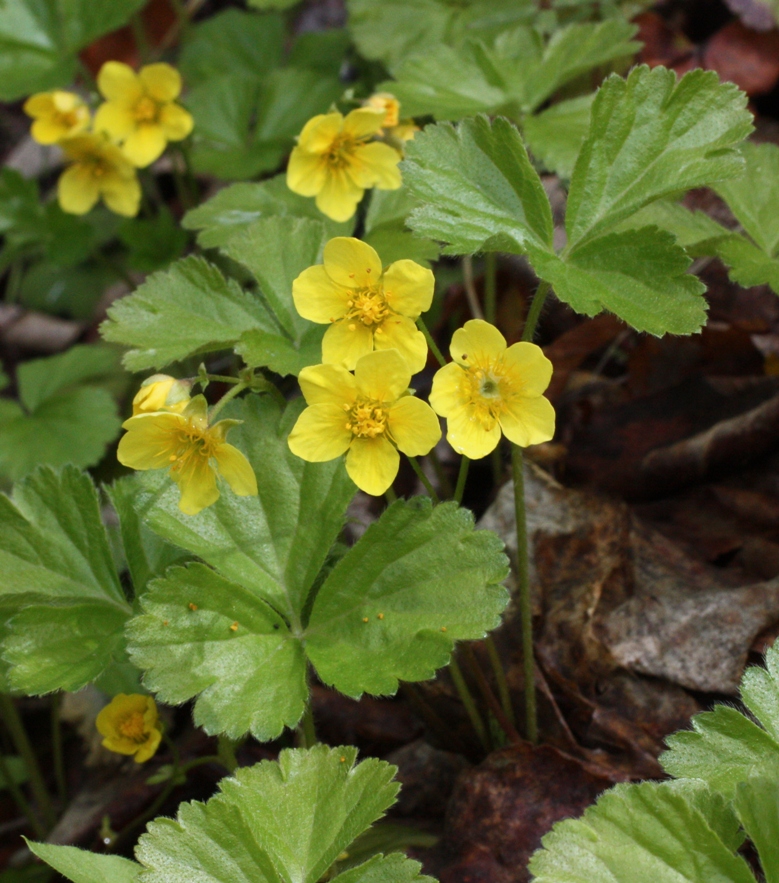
left=429, top=320, right=555, bottom=459
left=96, top=694, right=162, bottom=763
left=94, top=61, right=193, bottom=168
left=132, top=374, right=192, bottom=415
left=117, top=395, right=258, bottom=515
left=57, top=132, right=141, bottom=217
left=364, top=92, right=418, bottom=144
left=23, top=90, right=90, bottom=144
left=293, top=237, right=433, bottom=373
left=287, top=108, right=401, bottom=222
left=288, top=349, right=441, bottom=496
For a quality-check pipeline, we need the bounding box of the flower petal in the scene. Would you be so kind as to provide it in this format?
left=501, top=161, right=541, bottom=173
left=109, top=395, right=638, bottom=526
left=101, top=172, right=141, bottom=217
left=382, top=260, right=434, bottom=317
left=23, top=93, right=54, bottom=117
left=341, top=107, right=387, bottom=139
left=30, top=118, right=66, bottom=144
left=323, top=237, right=382, bottom=289
left=175, top=457, right=219, bottom=515
left=450, top=319, right=507, bottom=367
left=139, top=63, right=182, bottom=102
left=389, top=396, right=441, bottom=456
left=315, top=169, right=363, bottom=222
left=117, top=412, right=184, bottom=469
left=158, top=102, right=193, bottom=141
left=374, top=314, right=428, bottom=375
left=98, top=61, right=143, bottom=102
left=354, top=348, right=410, bottom=403
left=322, top=320, right=374, bottom=370
left=287, top=147, right=327, bottom=197
left=214, top=443, right=258, bottom=496
left=57, top=164, right=100, bottom=215
left=346, top=436, right=399, bottom=495
left=122, top=124, right=167, bottom=167
left=298, top=363, right=357, bottom=407
left=93, top=101, right=135, bottom=140
left=288, top=403, right=353, bottom=461
left=500, top=395, right=556, bottom=448
left=503, top=342, right=553, bottom=397
left=429, top=362, right=466, bottom=418
left=446, top=404, right=501, bottom=459
left=293, top=265, right=349, bottom=324
left=348, top=142, right=401, bottom=190
left=297, top=112, right=343, bottom=153
left=133, top=727, right=162, bottom=763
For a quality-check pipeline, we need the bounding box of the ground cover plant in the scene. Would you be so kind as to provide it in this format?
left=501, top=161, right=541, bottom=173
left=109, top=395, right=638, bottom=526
left=2, top=0, right=779, bottom=881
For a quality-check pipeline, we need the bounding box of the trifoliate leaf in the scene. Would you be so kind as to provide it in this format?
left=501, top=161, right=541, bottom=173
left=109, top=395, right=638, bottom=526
left=565, top=66, right=753, bottom=248
left=127, top=563, right=307, bottom=741
left=530, top=226, right=707, bottom=335
left=130, top=397, right=355, bottom=627
left=523, top=94, right=593, bottom=178
left=27, top=842, right=140, bottom=883
left=0, top=0, right=146, bottom=101
left=529, top=781, right=757, bottom=883
left=734, top=777, right=779, bottom=883
left=402, top=115, right=554, bottom=256
left=0, top=467, right=130, bottom=693
left=183, top=173, right=353, bottom=249
left=101, top=256, right=275, bottom=371
left=135, top=747, right=406, bottom=883
left=305, top=498, right=509, bottom=697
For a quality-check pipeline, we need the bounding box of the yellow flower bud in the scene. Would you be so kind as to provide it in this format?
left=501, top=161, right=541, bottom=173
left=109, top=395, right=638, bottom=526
left=132, top=374, right=192, bottom=415
left=96, top=694, right=162, bottom=763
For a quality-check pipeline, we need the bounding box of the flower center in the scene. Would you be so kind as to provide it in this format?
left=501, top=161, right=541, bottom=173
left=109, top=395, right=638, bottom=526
left=57, top=110, right=80, bottom=128
left=168, top=426, right=217, bottom=473
left=119, top=711, right=146, bottom=742
left=346, top=287, right=390, bottom=327
left=135, top=96, right=159, bottom=123
left=463, top=365, right=507, bottom=430
left=345, top=399, right=389, bottom=438
left=324, top=133, right=359, bottom=169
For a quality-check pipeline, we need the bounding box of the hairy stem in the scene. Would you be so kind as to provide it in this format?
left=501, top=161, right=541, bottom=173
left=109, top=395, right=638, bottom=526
left=522, top=280, right=550, bottom=343
left=449, top=656, right=490, bottom=751
left=406, top=456, right=439, bottom=503
left=416, top=317, right=447, bottom=368
left=454, top=455, right=469, bottom=505
left=484, top=252, right=497, bottom=325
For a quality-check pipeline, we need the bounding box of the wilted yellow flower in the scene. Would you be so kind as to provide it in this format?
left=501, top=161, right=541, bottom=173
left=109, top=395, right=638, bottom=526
left=117, top=395, right=258, bottom=515
left=287, top=108, right=401, bottom=222
left=23, top=90, right=90, bottom=144
left=132, top=374, right=192, bottom=415
left=293, top=237, right=433, bottom=373
left=288, top=349, right=441, bottom=495
left=94, top=61, right=193, bottom=168
left=429, top=320, right=555, bottom=459
left=364, top=92, right=418, bottom=144
left=57, top=132, right=141, bottom=217
left=96, top=694, right=162, bottom=763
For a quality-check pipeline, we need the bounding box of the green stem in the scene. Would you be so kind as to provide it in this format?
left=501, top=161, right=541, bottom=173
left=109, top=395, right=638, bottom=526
left=510, top=445, right=537, bottom=743
left=454, top=455, right=469, bottom=505
left=485, top=635, right=515, bottom=728
left=50, top=693, right=67, bottom=806
left=400, top=684, right=462, bottom=751
left=217, top=735, right=238, bottom=773
left=385, top=486, right=398, bottom=504
left=208, top=381, right=248, bottom=422
left=449, top=657, right=490, bottom=752
left=0, top=695, right=56, bottom=831
left=406, top=456, right=439, bottom=503
left=96, top=251, right=135, bottom=290
left=484, top=252, right=497, bottom=325
left=168, top=0, right=191, bottom=42
left=130, top=12, right=151, bottom=63
left=77, top=59, right=98, bottom=95
left=204, top=374, right=242, bottom=385
left=298, top=703, right=317, bottom=748
left=0, top=749, right=47, bottom=840
left=463, top=644, right=520, bottom=744
left=416, top=317, right=446, bottom=368
left=461, top=256, right=484, bottom=320
left=428, top=448, right=454, bottom=498
left=522, top=280, right=550, bottom=343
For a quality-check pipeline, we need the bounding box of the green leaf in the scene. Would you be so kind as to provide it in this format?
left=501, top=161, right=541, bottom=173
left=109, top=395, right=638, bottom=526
left=616, top=199, right=730, bottom=254
left=135, top=747, right=408, bottom=883
left=101, top=256, right=275, bottom=371
left=0, top=168, right=39, bottom=234
left=288, top=29, right=351, bottom=77
left=0, top=0, right=147, bottom=101
left=26, top=842, right=139, bottom=883
left=0, top=756, right=27, bottom=791
left=741, top=639, right=779, bottom=741
left=664, top=779, right=745, bottom=854
left=716, top=234, right=779, bottom=291
left=127, top=563, right=307, bottom=740
left=183, top=174, right=353, bottom=249
left=734, top=777, right=779, bottom=883
left=523, top=94, right=593, bottom=178
left=402, top=115, right=554, bottom=256
left=127, top=397, right=355, bottom=627
left=118, top=209, right=188, bottom=274
left=16, top=261, right=114, bottom=320
left=565, top=66, right=753, bottom=248
left=363, top=188, right=440, bottom=267
left=529, top=781, right=757, bottom=883
left=305, top=498, right=509, bottom=697
left=0, top=467, right=130, bottom=693
left=530, top=226, right=707, bottom=335
left=247, top=0, right=301, bottom=8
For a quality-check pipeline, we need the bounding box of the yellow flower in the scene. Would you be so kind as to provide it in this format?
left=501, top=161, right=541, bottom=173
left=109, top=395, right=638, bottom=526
left=23, top=91, right=90, bottom=144
left=287, top=108, right=401, bottom=222
left=94, top=61, right=194, bottom=168
left=57, top=133, right=141, bottom=217
left=293, top=237, right=433, bottom=373
left=429, top=319, right=555, bottom=459
left=288, top=349, right=441, bottom=496
left=364, top=92, right=418, bottom=144
left=132, top=374, right=192, bottom=415
left=96, top=694, right=162, bottom=763
left=117, top=395, right=258, bottom=515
